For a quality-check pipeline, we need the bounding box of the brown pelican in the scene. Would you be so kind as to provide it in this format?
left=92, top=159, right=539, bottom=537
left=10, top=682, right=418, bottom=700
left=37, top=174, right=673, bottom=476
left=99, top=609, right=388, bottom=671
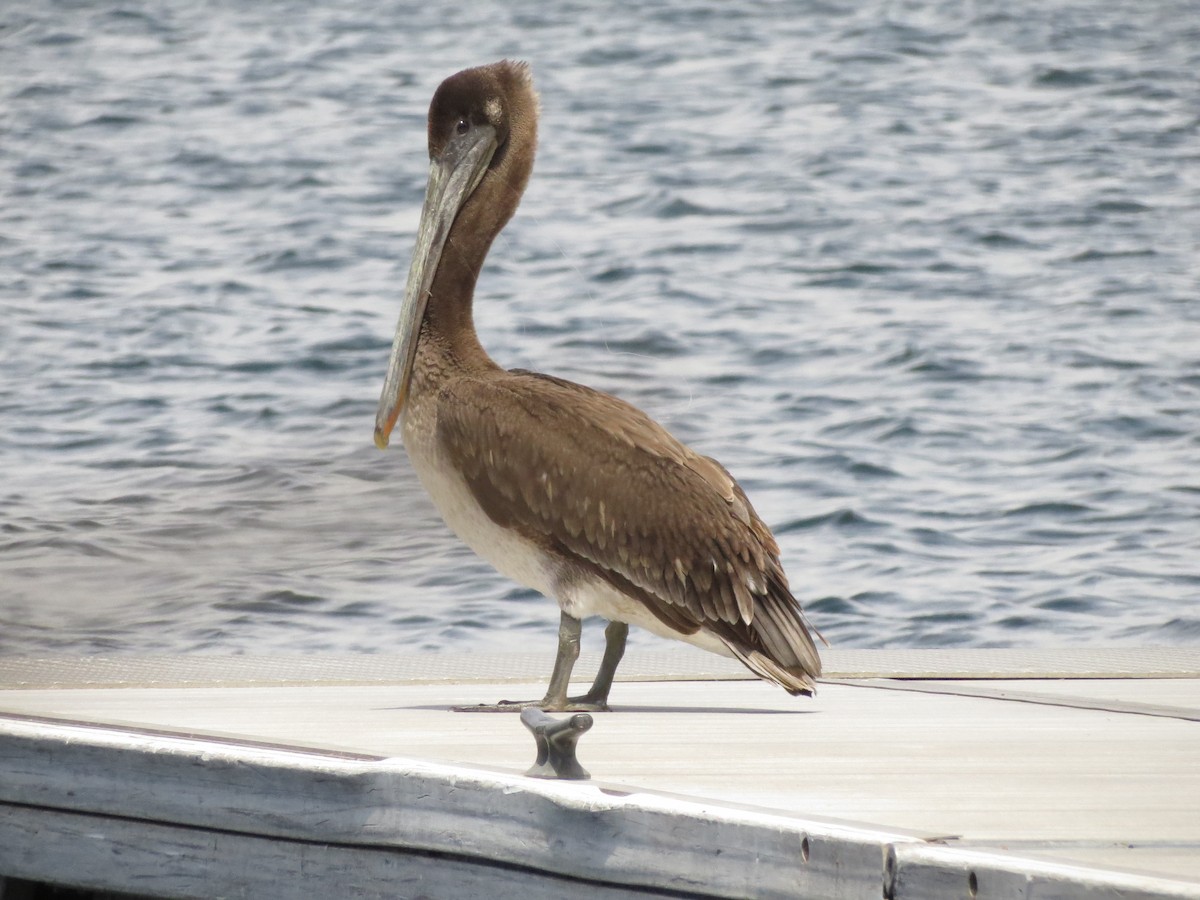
left=375, top=60, right=823, bottom=711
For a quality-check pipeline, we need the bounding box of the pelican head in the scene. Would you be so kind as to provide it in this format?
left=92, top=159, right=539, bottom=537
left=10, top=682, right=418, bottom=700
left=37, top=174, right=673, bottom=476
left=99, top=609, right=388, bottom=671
left=375, top=61, right=537, bottom=448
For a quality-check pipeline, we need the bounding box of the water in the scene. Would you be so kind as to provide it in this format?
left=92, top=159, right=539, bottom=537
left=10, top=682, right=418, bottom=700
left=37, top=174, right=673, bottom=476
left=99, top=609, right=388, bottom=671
left=2, top=0, right=1199, bottom=656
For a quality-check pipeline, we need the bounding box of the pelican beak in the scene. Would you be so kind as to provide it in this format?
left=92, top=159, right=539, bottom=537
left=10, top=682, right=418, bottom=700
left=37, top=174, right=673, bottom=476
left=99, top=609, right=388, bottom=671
left=374, top=124, right=497, bottom=449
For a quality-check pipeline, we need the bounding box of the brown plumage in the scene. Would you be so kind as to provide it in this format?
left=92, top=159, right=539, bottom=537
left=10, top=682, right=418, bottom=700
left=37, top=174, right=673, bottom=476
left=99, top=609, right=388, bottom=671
left=375, top=60, right=823, bottom=710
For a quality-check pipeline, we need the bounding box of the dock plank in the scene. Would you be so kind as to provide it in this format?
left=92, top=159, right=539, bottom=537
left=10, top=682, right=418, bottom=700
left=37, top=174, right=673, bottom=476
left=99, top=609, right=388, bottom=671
left=0, top=713, right=903, bottom=900
left=1, top=649, right=1197, bottom=899
left=0, top=803, right=686, bottom=900
left=1, top=678, right=1194, bottom=842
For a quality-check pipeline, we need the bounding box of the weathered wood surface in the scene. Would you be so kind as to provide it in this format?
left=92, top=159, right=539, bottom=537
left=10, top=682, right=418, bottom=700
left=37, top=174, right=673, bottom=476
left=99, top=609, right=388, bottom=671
left=0, top=803, right=703, bottom=900
left=0, top=714, right=903, bottom=900
left=0, top=649, right=1198, bottom=899
left=3, top=675, right=1195, bottom=844
left=888, top=843, right=1200, bottom=900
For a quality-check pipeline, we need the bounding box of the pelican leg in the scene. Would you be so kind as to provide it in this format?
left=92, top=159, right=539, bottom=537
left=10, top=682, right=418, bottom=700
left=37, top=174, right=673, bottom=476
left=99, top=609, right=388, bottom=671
left=454, top=611, right=584, bottom=712
left=566, top=620, right=628, bottom=710
left=535, top=609, right=583, bottom=708
left=454, top=613, right=621, bottom=713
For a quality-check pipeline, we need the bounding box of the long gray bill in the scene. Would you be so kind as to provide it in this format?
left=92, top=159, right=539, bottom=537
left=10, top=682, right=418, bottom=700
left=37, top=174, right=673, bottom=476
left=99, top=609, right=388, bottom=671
left=374, top=124, right=497, bottom=448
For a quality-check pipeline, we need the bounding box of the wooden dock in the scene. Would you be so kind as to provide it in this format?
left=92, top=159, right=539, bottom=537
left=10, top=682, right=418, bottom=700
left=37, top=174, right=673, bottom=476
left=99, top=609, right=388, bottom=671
left=1, top=647, right=1197, bottom=899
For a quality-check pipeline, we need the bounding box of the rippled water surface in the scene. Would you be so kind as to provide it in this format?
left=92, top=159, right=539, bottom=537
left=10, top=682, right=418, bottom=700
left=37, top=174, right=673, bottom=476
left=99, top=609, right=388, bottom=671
left=3, top=1, right=1199, bottom=655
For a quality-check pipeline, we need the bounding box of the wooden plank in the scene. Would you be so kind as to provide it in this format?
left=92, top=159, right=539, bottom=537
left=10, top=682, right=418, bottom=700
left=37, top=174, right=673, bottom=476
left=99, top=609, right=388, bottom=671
left=0, top=653, right=1197, bottom=898
left=0, top=715, right=908, bottom=900
left=825, top=677, right=1200, bottom=721
left=888, top=843, right=1200, bottom=900
left=0, top=803, right=683, bottom=900
left=2, top=677, right=1195, bottom=844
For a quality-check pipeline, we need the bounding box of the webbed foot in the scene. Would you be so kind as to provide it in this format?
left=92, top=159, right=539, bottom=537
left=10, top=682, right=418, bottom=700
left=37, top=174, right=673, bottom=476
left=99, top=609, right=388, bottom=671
left=453, top=692, right=610, bottom=713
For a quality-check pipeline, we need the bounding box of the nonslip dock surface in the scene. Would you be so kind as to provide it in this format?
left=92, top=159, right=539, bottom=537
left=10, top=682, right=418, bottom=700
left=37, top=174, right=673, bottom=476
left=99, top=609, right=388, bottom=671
left=1, top=647, right=1198, bottom=899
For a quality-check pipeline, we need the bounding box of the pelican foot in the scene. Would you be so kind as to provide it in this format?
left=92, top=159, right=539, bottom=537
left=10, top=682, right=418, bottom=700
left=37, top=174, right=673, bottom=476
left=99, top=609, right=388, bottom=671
left=453, top=693, right=611, bottom=713
left=559, top=692, right=611, bottom=713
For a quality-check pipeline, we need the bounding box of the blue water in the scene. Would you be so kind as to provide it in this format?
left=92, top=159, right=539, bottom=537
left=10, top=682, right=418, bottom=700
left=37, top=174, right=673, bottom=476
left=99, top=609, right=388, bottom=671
left=2, top=1, right=1199, bottom=655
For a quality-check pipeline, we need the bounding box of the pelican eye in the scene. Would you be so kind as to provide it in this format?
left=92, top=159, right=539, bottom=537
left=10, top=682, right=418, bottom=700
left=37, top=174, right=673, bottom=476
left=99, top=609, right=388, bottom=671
left=455, top=117, right=470, bottom=135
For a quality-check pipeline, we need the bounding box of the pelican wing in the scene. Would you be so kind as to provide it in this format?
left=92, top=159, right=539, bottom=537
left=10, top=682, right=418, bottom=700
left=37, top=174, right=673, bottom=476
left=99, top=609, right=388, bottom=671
left=435, top=370, right=822, bottom=688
